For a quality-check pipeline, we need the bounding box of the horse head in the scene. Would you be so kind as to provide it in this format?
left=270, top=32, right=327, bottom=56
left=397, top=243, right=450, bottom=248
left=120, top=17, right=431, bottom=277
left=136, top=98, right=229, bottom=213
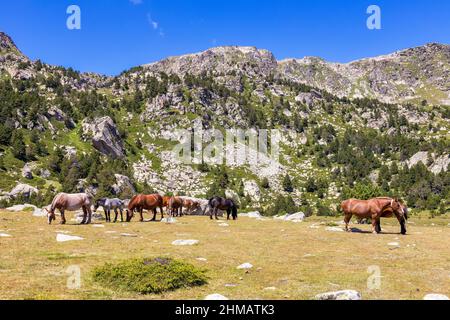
left=93, top=198, right=105, bottom=213
left=45, top=207, right=56, bottom=225
left=391, top=198, right=407, bottom=221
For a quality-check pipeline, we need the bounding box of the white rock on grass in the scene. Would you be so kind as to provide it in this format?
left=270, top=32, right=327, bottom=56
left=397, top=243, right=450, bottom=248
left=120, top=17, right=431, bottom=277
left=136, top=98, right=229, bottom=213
left=219, top=223, right=229, bottom=227
left=0, top=233, right=12, bottom=237
left=32, top=208, right=47, bottom=217
left=240, top=212, right=262, bottom=219
left=7, top=204, right=35, bottom=212
left=161, top=218, right=177, bottom=224
left=121, top=233, right=138, bottom=237
left=172, top=239, right=199, bottom=246
left=315, top=290, right=362, bottom=300
left=196, top=258, right=208, bottom=262
left=274, top=212, right=305, bottom=223
left=237, top=263, right=253, bottom=270
left=388, top=242, right=400, bottom=247
left=56, top=234, right=84, bottom=242
left=264, top=287, right=277, bottom=291
left=423, top=294, right=449, bottom=300
left=325, top=227, right=344, bottom=232
left=205, top=294, right=229, bottom=301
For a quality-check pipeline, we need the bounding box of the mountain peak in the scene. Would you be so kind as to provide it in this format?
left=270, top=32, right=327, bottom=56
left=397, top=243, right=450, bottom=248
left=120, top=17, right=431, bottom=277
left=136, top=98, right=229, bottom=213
left=0, top=32, right=21, bottom=55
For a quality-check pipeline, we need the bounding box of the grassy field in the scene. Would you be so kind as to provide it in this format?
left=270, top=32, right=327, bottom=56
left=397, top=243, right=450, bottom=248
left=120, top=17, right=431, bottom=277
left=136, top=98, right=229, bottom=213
left=0, top=210, right=449, bottom=300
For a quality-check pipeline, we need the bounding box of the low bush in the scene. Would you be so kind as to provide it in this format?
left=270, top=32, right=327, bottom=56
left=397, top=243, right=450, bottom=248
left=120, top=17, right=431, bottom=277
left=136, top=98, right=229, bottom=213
left=92, top=257, right=207, bottom=294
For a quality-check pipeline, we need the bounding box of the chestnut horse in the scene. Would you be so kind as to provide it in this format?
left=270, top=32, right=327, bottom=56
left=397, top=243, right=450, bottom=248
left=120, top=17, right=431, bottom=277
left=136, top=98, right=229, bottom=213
left=127, top=194, right=164, bottom=222
left=182, top=199, right=201, bottom=215
left=46, top=193, right=93, bottom=225
left=341, top=197, right=408, bottom=235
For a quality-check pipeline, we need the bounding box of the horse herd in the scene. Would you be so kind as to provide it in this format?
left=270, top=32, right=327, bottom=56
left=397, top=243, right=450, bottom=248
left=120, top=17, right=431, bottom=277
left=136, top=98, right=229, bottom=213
left=45, top=193, right=238, bottom=225
left=45, top=192, right=409, bottom=235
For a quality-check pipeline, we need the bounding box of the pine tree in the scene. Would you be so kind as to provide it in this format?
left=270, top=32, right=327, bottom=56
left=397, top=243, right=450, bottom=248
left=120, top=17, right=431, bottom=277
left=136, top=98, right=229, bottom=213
left=283, top=174, right=294, bottom=193
left=11, top=131, right=27, bottom=161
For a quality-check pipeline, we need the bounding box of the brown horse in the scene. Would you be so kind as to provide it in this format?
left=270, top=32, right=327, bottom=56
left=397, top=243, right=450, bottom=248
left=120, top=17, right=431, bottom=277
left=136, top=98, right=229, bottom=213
left=127, top=194, right=164, bottom=222
left=182, top=199, right=201, bottom=215
left=46, top=193, right=93, bottom=225
left=341, top=197, right=408, bottom=235
left=168, top=196, right=184, bottom=218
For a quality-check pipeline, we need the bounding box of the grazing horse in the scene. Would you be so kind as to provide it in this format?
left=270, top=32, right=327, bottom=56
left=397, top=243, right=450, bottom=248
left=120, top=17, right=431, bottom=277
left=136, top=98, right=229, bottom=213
left=94, top=198, right=125, bottom=223
left=204, top=197, right=238, bottom=221
left=182, top=199, right=201, bottom=215
left=46, top=193, right=93, bottom=225
left=127, top=194, right=164, bottom=222
left=168, top=196, right=184, bottom=218
left=341, top=197, right=408, bottom=235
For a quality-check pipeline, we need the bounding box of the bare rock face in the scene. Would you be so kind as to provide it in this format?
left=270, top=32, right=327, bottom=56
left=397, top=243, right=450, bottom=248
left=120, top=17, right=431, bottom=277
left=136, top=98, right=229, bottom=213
left=22, top=164, right=33, bottom=179
left=144, top=46, right=277, bottom=81
left=429, top=155, right=450, bottom=174
left=82, top=117, right=125, bottom=159
left=8, top=183, right=39, bottom=198
left=279, top=43, right=450, bottom=105
left=112, top=174, right=136, bottom=196
left=407, top=151, right=429, bottom=168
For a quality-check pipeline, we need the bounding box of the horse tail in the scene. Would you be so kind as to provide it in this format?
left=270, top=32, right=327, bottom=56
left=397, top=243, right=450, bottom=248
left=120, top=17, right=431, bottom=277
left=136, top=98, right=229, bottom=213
left=232, top=205, right=238, bottom=219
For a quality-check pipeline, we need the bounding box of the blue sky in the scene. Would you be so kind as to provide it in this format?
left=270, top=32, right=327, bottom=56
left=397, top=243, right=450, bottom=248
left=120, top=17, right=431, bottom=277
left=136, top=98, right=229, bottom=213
left=1, top=0, right=449, bottom=75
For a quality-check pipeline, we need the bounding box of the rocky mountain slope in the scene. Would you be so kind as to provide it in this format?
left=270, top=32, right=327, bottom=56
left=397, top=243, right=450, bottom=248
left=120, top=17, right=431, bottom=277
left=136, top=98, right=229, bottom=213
left=0, top=31, right=448, bottom=215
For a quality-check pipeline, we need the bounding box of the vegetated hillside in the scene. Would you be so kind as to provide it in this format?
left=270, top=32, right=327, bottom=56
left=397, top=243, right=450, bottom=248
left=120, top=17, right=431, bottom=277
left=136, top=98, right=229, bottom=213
left=0, top=31, right=448, bottom=216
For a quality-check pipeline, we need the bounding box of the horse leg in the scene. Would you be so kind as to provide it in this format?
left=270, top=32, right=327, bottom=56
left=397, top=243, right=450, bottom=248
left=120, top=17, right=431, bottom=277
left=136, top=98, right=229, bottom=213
left=104, top=209, right=108, bottom=222
left=60, top=209, right=66, bottom=225
left=160, top=206, right=164, bottom=220
left=114, top=208, right=119, bottom=223
left=227, top=209, right=231, bottom=221
left=215, top=208, right=219, bottom=220
left=120, top=209, right=124, bottom=222
left=209, top=206, right=214, bottom=220
left=344, top=213, right=352, bottom=232
left=376, top=219, right=382, bottom=234
left=81, top=207, right=87, bottom=224
left=152, top=209, right=157, bottom=221
left=371, top=217, right=378, bottom=234
left=395, top=213, right=407, bottom=235
left=86, top=206, right=92, bottom=224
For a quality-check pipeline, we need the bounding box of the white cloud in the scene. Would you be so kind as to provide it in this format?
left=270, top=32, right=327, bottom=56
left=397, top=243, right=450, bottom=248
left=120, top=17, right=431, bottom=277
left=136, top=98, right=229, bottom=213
left=147, top=13, right=164, bottom=36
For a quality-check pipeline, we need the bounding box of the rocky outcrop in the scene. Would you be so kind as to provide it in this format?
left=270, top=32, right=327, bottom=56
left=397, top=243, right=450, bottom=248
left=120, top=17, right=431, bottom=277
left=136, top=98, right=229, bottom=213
left=243, top=180, right=261, bottom=202
left=429, top=155, right=450, bottom=174
left=407, top=152, right=429, bottom=168
left=8, top=184, right=39, bottom=198
left=82, top=117, right=125, bottom=159
left=112, top=174, right=136, bottom=196
left=22, top=164, right=33, bottom=179
left=279, top=43, right=450, bottom=105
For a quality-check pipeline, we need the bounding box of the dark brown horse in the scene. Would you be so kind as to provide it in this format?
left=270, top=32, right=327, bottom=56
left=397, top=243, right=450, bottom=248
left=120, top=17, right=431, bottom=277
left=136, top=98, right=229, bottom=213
left=168, top=196, right=184, bottom=218
left=127, top=194, right=164, bottom=222
left=204, top=197, right=238, bottom=220
left=341, top=197, right=408, bottom=235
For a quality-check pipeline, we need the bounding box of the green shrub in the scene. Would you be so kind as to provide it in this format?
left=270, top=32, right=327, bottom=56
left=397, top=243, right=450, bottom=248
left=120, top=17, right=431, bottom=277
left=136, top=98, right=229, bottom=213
left=92, top=257, right=207, bottom=294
